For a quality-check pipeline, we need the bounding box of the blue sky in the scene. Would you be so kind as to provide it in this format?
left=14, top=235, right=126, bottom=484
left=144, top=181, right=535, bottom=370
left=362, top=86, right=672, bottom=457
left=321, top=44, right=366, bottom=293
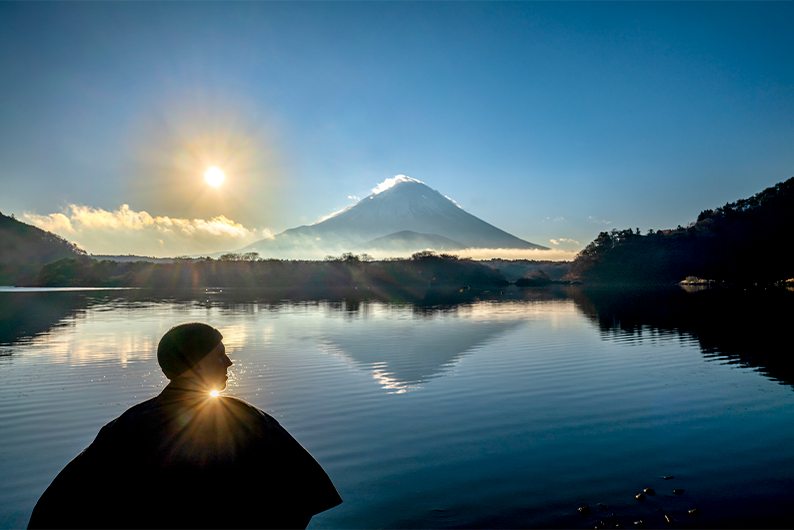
left=1, top=2, right=792, bottom=257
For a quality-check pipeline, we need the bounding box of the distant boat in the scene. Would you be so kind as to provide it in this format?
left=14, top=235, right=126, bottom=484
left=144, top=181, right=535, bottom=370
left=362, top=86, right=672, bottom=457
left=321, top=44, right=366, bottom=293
left=678, top=277, right=715, bottom=285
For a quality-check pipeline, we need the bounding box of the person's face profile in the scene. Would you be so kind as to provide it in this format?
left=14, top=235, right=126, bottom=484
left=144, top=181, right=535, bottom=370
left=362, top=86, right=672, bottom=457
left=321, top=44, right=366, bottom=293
left=192, top=341, right=232, bottom=392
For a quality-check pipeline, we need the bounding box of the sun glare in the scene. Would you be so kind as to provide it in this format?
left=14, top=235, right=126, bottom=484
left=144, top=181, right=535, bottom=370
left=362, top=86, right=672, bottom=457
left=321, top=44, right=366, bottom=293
left=205, top=167, right=225, bottom=187
left=210, top=390, right=220, bottom=397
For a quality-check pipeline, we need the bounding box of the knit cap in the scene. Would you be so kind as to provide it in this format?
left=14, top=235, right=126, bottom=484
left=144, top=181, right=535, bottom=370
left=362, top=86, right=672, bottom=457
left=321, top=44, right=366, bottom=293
left=157, top=322, right=223, bottom=379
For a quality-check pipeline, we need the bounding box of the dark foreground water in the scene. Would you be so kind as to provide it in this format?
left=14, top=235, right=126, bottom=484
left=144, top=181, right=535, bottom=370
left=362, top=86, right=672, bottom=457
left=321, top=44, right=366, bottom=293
left=1, top=286, right=792, bottom=529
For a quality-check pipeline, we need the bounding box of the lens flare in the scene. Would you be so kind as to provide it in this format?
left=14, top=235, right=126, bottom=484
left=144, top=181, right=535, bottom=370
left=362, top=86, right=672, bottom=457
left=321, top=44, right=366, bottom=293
left=209, top=390, right=220, bottom=397
left=205, top=167, right=225, bottom=187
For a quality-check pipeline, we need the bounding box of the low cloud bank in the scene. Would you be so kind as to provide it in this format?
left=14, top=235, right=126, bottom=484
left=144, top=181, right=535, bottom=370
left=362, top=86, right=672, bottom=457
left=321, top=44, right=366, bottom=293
left=246, top=247, right=578, bottom=262
left=450, top=248, right=577, bottom=262
left=24, top=204, right=267, bottom=257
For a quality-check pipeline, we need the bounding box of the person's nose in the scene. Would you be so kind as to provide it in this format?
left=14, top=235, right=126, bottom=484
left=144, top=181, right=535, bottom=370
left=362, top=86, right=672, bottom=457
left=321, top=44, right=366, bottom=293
left=223, top=354, right=233, bottom=367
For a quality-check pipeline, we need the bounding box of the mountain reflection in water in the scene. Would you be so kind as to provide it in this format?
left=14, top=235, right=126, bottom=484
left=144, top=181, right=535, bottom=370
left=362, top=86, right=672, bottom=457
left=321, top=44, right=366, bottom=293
left=319, top=318, right=523, bottom=392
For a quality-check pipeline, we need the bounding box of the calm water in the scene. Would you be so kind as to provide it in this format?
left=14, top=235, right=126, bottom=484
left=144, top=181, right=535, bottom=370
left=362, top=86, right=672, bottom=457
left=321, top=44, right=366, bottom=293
left=1, top=287, right=792, bottom=529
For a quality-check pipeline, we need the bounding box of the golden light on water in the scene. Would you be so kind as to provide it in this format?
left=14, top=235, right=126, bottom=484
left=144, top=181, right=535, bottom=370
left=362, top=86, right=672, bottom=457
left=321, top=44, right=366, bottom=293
left=209, top=390, right=220, bottom=397
left=205, top=167, right=225, bottom=187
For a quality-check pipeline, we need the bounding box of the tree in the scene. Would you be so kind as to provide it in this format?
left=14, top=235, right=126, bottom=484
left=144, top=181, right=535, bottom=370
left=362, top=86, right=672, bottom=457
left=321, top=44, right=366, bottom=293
left=411, top=250, right=437, bottom=260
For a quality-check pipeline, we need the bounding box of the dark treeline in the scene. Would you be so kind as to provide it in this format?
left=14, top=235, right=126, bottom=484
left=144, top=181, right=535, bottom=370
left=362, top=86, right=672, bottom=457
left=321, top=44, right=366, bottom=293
left=34, top=251, right=509, bottom=292
left=479, top=259, right=570, bottom=283
left=570, top=177, right=794, bottom=285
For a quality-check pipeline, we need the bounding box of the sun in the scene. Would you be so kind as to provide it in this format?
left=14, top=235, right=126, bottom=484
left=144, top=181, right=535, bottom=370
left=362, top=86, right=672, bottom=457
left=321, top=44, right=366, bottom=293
left=205, top=167, right=225, bottom=187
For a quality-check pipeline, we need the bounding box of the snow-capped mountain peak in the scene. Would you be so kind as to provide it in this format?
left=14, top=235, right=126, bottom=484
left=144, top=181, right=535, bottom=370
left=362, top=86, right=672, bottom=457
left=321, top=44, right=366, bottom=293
left=240, top=176, right=548, bottom=256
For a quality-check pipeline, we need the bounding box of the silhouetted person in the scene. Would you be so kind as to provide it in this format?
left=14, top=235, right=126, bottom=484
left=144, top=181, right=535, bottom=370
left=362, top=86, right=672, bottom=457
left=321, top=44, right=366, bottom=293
left=28, top=322, right=342, bottom=529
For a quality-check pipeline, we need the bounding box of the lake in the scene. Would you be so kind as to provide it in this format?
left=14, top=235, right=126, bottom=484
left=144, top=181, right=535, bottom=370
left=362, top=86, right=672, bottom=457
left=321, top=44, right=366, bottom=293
left=1, top=286, right=792, bottom=529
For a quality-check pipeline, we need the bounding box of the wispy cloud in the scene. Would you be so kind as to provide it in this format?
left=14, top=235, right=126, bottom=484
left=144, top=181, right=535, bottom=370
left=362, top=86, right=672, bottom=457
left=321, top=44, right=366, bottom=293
left=445, top=195, right=464, bottom=210
left=24, top=204, right=266, bottom=257
left=550, top=238, right=580, bottom=246
left=371, top=174, right=423, bottom=195
left=544, top=216, right=566, bottom=223
left=588, top=216, right=611, bottom=225
left=348, top=195, right=361, bottom=202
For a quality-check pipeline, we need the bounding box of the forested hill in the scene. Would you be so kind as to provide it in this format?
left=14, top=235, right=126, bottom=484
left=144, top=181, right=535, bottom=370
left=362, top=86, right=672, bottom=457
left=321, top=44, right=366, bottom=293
left=0, top=212, right=85, bottom=285
left=570, top=177, right=794, bottom=285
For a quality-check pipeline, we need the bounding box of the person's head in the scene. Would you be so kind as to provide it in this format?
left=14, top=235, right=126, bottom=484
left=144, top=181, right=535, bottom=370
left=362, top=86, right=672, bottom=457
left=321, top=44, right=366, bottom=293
left=157, top=323, right=232, bottom=391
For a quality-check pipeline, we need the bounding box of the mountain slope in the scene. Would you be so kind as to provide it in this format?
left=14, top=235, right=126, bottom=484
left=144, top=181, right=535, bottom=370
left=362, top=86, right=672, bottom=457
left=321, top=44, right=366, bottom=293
left=0, top=211, right=86, bottom=284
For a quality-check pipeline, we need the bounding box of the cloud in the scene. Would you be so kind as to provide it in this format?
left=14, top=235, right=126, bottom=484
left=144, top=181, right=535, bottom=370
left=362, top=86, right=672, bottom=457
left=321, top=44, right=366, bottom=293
left=258, top=228, right=275, bottom=240
left=372, top=174, right=423, bottom=195
left=26, top=212, right=76, bottom=234
left=332, top=248, right=576, bottom=262
left=456, top=248, right=577, bottom=261
left=24, top=204, right=265, bottom=257
left=588, top=216, right=612, bottom=225
left=348, top=195, right=361, bottom=201
left=550, top=238, right=580, bottom=246
left=445, top=195, right=464, bottom=210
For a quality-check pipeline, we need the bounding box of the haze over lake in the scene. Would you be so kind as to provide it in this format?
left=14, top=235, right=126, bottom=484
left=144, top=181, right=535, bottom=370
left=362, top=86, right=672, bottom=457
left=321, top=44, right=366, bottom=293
left=1, top=287, right=792, bottom=529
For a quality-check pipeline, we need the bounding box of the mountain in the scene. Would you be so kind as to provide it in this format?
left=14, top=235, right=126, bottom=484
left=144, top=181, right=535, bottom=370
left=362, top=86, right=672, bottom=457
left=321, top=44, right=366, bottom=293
left=240, top=176, right=547, bottom=257
left=0, top=211, right=86, bottom=285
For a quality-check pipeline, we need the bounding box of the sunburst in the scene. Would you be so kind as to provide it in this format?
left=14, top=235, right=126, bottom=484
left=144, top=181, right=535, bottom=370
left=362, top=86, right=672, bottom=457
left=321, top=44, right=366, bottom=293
left=205, top=167, right=225, bottom=187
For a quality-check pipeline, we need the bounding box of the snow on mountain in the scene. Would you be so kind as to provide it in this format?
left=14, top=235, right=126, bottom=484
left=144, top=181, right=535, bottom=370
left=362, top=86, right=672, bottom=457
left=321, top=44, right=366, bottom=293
left=240, top=176, right=547, bottom=256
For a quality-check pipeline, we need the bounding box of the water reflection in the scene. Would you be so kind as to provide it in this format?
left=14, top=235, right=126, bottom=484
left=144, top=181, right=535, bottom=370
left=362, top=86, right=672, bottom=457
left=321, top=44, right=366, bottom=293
left=320, top=316, right=523, bottom=392
left=570, top=286, right=794, bottom=388
left=0, top=285, right=553, bottom=342
left=0, top=287, right=536, bottom=393
left=2, top=286, right=794, bottom=529
left=3, top=285, right=789, bottom=391
left=0, top=291, right=89, bottom=348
